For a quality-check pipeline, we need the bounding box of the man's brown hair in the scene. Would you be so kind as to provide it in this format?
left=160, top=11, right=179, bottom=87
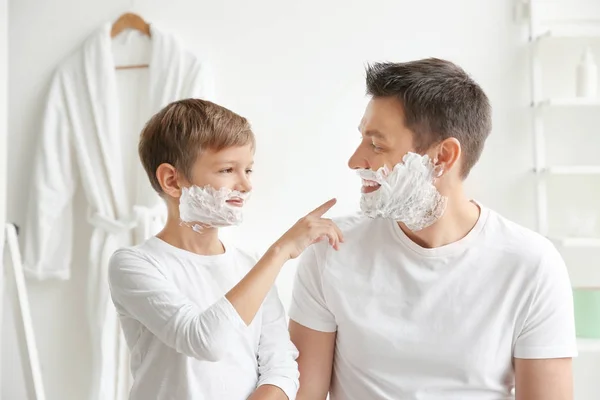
left=139, top=98, right=255, bottom=194
left=366, top=58, right=492, bottom=178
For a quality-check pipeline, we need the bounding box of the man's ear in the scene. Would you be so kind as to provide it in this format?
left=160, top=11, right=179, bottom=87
left=431, top=137, right=461, bottom=178
left=156, top=163, right=183, bottom=198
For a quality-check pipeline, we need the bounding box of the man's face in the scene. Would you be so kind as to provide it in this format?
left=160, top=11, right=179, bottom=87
left=183, top=144, right=254, bottom=208
left=348, top=97, right=417, bottom=193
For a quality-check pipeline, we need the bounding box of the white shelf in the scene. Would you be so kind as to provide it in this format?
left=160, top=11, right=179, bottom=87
left=551, top=237, right=600, bottom=248
left=578, top=338, right=600, bottom=353
left=534, top=166, right=600, bottom=175
left=532, top=26, right=600, bottom=42
left=532, top=98, right=600, bottom=108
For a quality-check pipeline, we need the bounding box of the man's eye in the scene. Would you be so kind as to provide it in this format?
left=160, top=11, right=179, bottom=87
left=371, top=143, right=383, bottom=152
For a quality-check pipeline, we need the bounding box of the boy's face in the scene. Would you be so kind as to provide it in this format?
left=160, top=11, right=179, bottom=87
left=185, top=144, right=254, bottom=206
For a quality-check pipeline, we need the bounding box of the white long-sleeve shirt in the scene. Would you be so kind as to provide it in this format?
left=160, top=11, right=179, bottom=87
left=108, top=236, right=299, bottom=400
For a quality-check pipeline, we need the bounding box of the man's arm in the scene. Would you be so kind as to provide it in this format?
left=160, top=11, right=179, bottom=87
left=289, top=321, right=336, bottom=400
left=514, top=358, right=573, bottom=400
left=512, top=245, right=577, bottom=400
left=287, top=238, right=338, bottom=399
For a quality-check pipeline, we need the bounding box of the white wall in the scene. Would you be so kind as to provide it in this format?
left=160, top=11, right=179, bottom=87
left=0, top=0, right=7, bottom=389
left=4, top=0, right=600, bottom=399
left=0, top=1, right=6, bottom=245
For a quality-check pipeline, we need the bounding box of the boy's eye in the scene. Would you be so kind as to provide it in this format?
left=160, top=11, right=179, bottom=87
left=220, top=168, right=234, bottom=173
left=246, top=169, right=253, bottom=174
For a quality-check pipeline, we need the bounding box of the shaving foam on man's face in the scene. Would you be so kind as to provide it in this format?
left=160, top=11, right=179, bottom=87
left=356, top=152, right=447, bottom=231
left=178, top=144, right=254, bottom=231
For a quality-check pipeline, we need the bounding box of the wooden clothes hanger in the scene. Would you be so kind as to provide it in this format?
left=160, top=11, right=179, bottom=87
left=111, top=12, right=151, bottom=70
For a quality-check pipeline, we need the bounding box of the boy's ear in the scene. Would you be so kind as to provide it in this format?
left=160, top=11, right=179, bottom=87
left=156, top=163, right=182, bottom=198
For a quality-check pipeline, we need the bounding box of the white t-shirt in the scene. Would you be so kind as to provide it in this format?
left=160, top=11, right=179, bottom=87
left=108, top=237, right=299, bottom=400
left=289, top=205, right=577, bottom=400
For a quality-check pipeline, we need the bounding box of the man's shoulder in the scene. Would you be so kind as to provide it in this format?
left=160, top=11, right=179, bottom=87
left=305, top=213, right=381, bottom=264
left=332, top=212, right=376, bottom=234
left=483, top=208, right=559, bottom=264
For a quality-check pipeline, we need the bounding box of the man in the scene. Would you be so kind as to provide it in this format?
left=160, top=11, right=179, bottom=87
left=289, top=58, right=577, bottom=400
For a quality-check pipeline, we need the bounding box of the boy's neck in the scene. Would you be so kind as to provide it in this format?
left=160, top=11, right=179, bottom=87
left=156, top=214, right=225, bottom=256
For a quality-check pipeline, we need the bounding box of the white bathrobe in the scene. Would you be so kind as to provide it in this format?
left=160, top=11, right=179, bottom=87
left=23, top=22, right=213, bottom=400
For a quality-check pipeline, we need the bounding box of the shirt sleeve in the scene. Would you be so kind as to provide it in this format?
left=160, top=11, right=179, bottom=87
left=288, top=245, right=337, bottom=333
left=108, top=248, right=248, bottom=362
left=256, top=286, right=300, bottom=400
left=514, top=245, right=578, bottom=359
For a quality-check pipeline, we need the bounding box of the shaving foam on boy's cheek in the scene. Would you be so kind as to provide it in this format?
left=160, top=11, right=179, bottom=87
left=356, top=152, right=447, bottom=231
left=179, top=185, right=251, bottom=230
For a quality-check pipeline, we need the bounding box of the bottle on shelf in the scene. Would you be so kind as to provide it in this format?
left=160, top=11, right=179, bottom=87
left=576, top=47, right=598, bottom=99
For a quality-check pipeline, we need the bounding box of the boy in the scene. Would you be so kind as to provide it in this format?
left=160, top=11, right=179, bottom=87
left=109, top=99, right=343, bottom=400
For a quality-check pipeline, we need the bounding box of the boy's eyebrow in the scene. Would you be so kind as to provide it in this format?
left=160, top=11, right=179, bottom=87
left=214, top=160, right=255, bottom=166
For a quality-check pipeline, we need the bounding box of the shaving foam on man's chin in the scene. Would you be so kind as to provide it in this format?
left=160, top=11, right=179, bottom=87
left=356, top=152, right=448, bottom=231
left=179, top=185, right=251, bottom=231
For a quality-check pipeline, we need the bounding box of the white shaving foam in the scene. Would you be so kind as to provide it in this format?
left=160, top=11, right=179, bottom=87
left=357, top=152, right=447, bottom=231
left=179, top=185, right=250, bottom=230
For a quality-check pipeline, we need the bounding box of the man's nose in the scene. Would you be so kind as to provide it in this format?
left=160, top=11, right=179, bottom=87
left=348, top=146, right=370, bottom=170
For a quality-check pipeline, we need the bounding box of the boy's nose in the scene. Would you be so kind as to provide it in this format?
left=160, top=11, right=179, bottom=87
left=237, top=177, right=252, bottom=193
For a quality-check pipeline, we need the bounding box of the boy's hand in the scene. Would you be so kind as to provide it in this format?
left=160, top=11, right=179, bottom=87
left=271, top=198, right=343, bottom=261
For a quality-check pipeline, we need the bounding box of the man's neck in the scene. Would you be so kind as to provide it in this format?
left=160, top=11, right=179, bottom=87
left=156, top=209, right=224, bottom=256
left=399, top=193, right=480, bottom=249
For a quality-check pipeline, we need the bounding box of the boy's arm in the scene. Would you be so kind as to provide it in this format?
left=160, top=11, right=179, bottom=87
left=226, top=199, right=342, bottom=325
left=251, top=287, right=300, bottom=400
left=247, top=385, right=289, bottom=400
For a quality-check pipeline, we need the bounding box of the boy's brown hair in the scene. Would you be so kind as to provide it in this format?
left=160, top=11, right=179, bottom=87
left=139, top=98, right=255, bottom=194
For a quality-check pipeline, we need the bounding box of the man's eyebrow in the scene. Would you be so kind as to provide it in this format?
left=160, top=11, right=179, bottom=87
left=362, top=129, right=386, bottom=140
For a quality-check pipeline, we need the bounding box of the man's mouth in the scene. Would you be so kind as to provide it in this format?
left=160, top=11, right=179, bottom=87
left=361, top=179, right=381, bottom=194
left=226, top=197, right=244, bottom=207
